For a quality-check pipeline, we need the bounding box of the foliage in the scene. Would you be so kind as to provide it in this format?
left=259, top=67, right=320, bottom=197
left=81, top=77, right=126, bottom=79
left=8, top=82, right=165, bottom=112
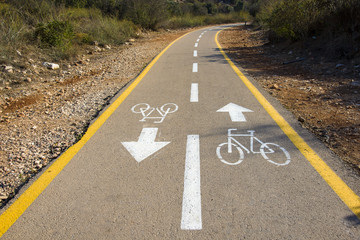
left=162, top=11, right=251, bottom=29
left=0, top=3, right=26, bottom=46
left=35, top=20, right=74, bottom=49
left=256, top=0, right=360, bottom=41
left=124, top=0, right=168, bottom=30
left=1, top=0, right=250, bottom=60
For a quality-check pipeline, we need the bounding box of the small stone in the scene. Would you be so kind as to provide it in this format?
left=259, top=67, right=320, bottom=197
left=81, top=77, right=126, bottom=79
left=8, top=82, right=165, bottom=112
left=270, top=84, right=280, bottom=90
left=16, top=50, right=22, bottom=56
left=129, top=38, right=135, bottom=42
left=298, top=116, right=305, bottom=123
left=0, top=193, right=8, bottom=200
left=350, top=80, right=360, bottom=87
left=24, top=77, right=32, bottom=83
left=43, top=62, right=59, bottom=70
left=105, top=45, right=111, bottom=50
left=335, top=64, right=344, bottom=69
left=94, top=46, right=102, bottom=52
left=3, top=65, right=14, bottom=73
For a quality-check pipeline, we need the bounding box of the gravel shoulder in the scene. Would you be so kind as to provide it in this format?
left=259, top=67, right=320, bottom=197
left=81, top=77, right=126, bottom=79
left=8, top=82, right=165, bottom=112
left=219, top=25, right=360, bottom=173
left=0, top=28, right=193, bottom=207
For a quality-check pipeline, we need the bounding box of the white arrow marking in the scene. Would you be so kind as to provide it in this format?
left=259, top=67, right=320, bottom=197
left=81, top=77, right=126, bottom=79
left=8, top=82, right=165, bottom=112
left=217, top=103, right=253, bottom=122
left=121, top=128, right=170, bottom=163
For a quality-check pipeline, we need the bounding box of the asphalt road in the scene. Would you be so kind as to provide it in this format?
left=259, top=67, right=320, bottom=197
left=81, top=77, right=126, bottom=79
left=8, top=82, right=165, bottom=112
left=1, top=24, right=360, bottom=239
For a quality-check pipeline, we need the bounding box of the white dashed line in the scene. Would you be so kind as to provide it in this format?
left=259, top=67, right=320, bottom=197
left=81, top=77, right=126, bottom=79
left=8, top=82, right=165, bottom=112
left=192, top=63, right=198, bottom=73
left=194, top=43, right=198, bottom=47
left=190, top=83, right=198, bottom=102
left=193, top=50, right=197, bottom=57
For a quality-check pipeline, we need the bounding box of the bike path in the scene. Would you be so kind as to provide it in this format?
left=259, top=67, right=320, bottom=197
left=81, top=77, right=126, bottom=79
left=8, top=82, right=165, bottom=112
left=1, top=25, right=359, bottom=239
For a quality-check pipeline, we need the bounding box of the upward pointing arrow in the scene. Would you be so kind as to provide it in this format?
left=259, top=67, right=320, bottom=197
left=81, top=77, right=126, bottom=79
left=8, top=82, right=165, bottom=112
left=217, top=103, right=253, bottom=122
left=121, top=128, right=170, bottom=163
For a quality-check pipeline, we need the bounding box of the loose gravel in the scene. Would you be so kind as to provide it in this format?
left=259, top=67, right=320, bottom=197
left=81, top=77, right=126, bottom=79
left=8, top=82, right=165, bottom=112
left=0, top=29, right=191, bottom=207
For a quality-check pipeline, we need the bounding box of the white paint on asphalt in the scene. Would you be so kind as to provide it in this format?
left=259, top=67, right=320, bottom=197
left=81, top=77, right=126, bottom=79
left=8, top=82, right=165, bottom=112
left=190, top=83, right=198, bottom=103
left=192, top=63, right=198, bottom=72
left=181, top=135, right=202, bottom=230
left=193, top=50, right=197, bottom=57
left=216, top=129, right=291, bottom=166
left=194, top=43, right=198, bottom=47
left=197, top=38, right=200, bottom=42
left=131, top=103, right=178, bottom=123
left=217, top=103, right=253, bottom=122
left=121, top=128, right=170, bottom=163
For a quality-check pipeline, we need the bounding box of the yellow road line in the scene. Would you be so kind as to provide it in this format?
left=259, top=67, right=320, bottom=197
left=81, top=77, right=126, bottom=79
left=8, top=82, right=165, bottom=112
left=215, top=27, right=360, bottom=219
left=0, top=31, right=191, bottom=238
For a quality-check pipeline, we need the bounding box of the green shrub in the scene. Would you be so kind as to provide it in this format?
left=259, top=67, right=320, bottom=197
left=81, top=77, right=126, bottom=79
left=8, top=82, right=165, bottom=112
left=0, top=3, right=26, bottom=46
left=161, top=11, right=251, bottom=29
left=7, top=0, right=60, bottom=26
left=83, top=18, right=136, bottom=44
left=125, top=0, right=168, bottom=30
left=35, top=20, right=74, bottom=49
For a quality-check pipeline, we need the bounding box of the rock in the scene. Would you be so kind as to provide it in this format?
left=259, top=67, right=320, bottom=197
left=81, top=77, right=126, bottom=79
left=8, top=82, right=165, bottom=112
left=43, top=62, right=59, bottom=70
left=16, top=50, right=22, bottom=56
left=288, top=51, right=293, bottom=55
left=24, top=77, right=32, bottom=83
left=2, top=65, right=14, bottom=73
left=129, top=38, right=135, bottom=42
left=350, top=80, right=360, bottom=87
left=0, top=193, right=8, bottom=200
left=335, top=63, right=344, bottom=69
left=270, top=84, right=280, bottom=90
left=94, top=46, right=102, bottom=52
left=298, top=116, right=305, bottom=123
left=105, top=45, right=111, bottom=50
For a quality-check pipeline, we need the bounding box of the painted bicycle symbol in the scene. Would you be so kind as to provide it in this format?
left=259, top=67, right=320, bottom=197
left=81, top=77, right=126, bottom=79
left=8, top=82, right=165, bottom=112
left=216, top=129, right=291, bottom=166
left=131, top=103, right=178, bottom=123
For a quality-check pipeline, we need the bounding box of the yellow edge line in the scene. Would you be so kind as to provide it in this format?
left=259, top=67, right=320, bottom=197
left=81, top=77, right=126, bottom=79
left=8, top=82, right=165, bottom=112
left=0, top=30, right=191, bottom=237
left=215, top=27, right=360, bottom=219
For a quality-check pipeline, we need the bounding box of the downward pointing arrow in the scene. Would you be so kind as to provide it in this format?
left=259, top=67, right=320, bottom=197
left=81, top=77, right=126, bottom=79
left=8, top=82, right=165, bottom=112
left=122, top=128, right=170, bottom=163
left=217, top=103, right=253, bottom=122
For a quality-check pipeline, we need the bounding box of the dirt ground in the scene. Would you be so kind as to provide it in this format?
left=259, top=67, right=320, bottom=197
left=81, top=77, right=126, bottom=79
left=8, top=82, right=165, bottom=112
left=0, top=28, right=193, bottom=206
left=219, top=25, right=360, bottom=172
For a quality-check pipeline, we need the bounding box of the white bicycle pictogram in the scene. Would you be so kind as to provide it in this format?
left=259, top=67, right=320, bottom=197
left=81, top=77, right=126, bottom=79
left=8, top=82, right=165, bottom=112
left=131, top=103, right=178, bottom=123
left=216, top=129, right=291, bottom=166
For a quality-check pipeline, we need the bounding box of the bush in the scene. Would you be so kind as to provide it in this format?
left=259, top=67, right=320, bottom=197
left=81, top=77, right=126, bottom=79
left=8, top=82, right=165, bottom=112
left=161, top=11, right=251, bottom=29
left=125, top=0, right=168, bottom=30
left=7, top=0, right=60, bottom=26
left=35, top=20, right=74, bottom=49
left=0, top=3, right=26, bottom=46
